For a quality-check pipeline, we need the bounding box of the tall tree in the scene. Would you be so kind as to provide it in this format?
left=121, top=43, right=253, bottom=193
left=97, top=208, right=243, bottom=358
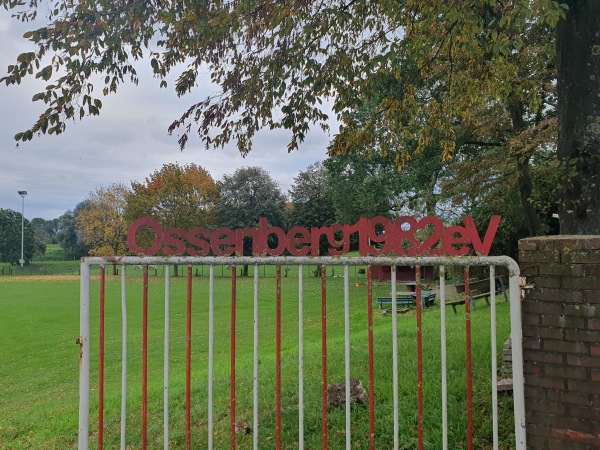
left=125, top=163, right=219, bottom=275
left=76, top=183, right=130, bottom=271
left=556, top=0, right=600, bottom=233
left=324, top=153, right=399, bottom=224
left=30, top=218, right=49, bottom=257
left=324, top=93, right=447, bottom=221
left=56, top=202, right=92, bottom=260
left=288, top=162, right=336, bottom=256
left=31, top=217, right=59, bottom=244
left=218, top=166, right=287, bottom=230
left=288, top=162, right=336, bottom=229
left=218, top=166, right=286, bottom=274
left=126, top=163, right=220, bottom=231
left=2, top=0, right=597, bottom=233
left=440, top=143, right=560, bottom=257
left=0, top=209, right=35, bottom=265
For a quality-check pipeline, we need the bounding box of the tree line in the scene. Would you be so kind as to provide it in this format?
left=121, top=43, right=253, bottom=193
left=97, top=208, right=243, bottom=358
left=1, top=143, right=558, bottom=266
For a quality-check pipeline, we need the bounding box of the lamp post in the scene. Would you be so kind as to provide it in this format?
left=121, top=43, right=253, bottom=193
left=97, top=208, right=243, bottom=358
left=18, top=191, right=27, bottom=267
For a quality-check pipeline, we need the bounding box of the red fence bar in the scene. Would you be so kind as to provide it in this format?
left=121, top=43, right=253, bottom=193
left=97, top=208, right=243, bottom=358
left=276, top=266, right=282, bottom=450
left=142, top=266, right=148, bottom=450
left=98, top=266, right=105, bottom=450
left=416, top=266, right=423, bottom=450
left=464, top=267, right=473, bottom=450
left=186, top=266, right=193, bottom=449
left=367, top=267, right=375, bottom=450
left=489, top=265, right=499, bottom=449
left=321, top=266, right=328, bottom=450
left=230, top=266, right=237, bottom=449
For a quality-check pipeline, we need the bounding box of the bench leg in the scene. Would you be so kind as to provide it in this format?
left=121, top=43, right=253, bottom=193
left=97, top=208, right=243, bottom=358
left=452, top=304, right=458, bottom=314
left=497, top=278, right=509, bottom=302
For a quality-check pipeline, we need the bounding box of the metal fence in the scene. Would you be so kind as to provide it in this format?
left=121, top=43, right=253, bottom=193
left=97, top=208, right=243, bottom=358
left=78, top=255, right=525, bottom=449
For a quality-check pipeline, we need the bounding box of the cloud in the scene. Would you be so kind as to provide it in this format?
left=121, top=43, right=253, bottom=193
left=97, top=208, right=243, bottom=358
left=0, top=15, right=335, bottom=220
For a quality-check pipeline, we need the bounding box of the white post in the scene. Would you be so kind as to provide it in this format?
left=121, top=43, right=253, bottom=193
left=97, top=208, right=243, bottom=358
left=344, top=265, right=351, bottom=450
left=18, top=191, right=26, bottom=267
left=509, top=271, right=527, bottom=449
left=490, top=266, right=499, bottom=450
left=440, top=266, right=448, bottom=450
left=121, top=266, right=128, bottom=450
left=164, top=267, right=170, bottom=450
left=208, top=265, right=215, bottom=450
left=78, top=262, right=91, bottom=450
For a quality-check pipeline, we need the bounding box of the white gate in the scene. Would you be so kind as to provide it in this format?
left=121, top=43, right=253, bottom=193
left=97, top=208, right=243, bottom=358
left=78, top=255, right=525, bottom=449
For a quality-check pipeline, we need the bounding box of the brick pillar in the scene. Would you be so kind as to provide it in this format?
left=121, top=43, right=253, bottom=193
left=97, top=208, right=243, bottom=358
left=519, top=236, right=600, bottom=450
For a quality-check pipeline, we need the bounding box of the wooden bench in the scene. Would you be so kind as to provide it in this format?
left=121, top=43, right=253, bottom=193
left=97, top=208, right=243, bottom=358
left=376, top=290, right=436, bottom=310
left=446, top=277, right=508, bottom=314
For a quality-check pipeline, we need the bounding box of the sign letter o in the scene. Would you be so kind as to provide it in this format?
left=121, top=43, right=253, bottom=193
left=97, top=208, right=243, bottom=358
left=128, top=217, right=164, bottom=256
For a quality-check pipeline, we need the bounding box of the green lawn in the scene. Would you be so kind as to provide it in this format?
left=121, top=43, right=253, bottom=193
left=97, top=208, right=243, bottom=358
left=0, top=273, right=515, bottom=449
left=42, top=244, right=67, bottom=261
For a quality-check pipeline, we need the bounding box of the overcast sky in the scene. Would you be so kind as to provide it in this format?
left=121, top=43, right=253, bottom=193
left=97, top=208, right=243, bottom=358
left=0, top=15, right=334, bottom=220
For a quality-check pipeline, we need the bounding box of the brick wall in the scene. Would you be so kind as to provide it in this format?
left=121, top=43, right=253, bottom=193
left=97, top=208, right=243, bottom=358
left=519, top=236, right=600, bottom=450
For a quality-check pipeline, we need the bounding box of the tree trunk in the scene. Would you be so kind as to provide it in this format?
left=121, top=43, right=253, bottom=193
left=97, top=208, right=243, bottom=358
left=509, top=103, right=545, bottom=236
left=557, top=0, right=600, bottom=234
left=516, top=156, right=545, bottom=236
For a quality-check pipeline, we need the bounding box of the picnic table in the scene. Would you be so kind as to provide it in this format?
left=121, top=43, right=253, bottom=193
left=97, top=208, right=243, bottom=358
left=446, top=277, right=508, bottom=314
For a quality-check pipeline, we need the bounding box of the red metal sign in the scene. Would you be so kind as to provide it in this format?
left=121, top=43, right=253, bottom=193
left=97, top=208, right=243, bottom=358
left=127, top=216, right=500, bottom=257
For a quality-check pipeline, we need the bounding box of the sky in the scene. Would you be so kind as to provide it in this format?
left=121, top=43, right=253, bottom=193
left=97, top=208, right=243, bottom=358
left=0, top=14, right=335, bottom=221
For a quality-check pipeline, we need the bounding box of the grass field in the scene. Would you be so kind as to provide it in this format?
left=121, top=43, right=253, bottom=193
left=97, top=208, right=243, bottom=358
left=0, top=272, right=516, bottom=449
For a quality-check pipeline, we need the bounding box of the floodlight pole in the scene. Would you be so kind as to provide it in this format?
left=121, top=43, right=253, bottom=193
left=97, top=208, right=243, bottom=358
left=18, top=191, right=27, bottom=267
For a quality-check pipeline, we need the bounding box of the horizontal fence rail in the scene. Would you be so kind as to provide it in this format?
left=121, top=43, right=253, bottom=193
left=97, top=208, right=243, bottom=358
left=78, top=256, right=525, bottom=450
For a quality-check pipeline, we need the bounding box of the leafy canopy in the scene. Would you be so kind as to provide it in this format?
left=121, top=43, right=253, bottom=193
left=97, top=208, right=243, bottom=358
left=55, top=202, right=92, bottom=259
left=126, top=162, right=220, bottom=229
left=76, top=183, right=130, bottom=256
left=2, top=0, right=566, bottom=159
left=287, top=162, right=336, bottom=229
left=217, top=166, right=286, bottom=230
left=0, top=209, right=36, bottom=265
